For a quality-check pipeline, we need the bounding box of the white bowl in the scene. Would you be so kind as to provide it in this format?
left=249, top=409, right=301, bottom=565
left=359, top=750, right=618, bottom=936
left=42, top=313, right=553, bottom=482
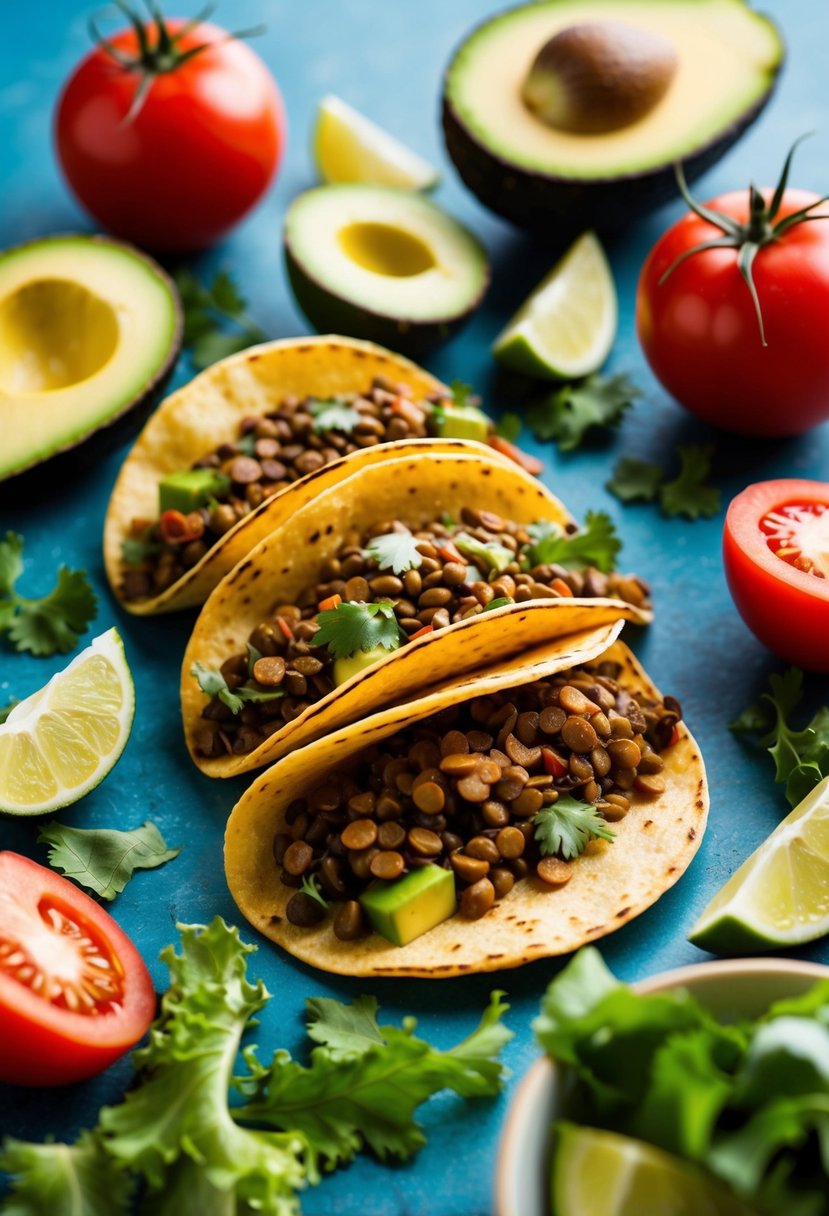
left=495, top=957, right=829, bottom=1216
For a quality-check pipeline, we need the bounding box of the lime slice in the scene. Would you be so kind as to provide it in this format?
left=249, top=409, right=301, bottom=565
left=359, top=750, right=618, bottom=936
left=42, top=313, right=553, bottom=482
left=0, top=628, right=134, bottom=816
left=551, top=1123, right=754, bottom=1216
left=313, top=95, right=439, bottom=190
left=492, top=231, right=617, bottom=380
left=689, top=774, right=829, bottom=953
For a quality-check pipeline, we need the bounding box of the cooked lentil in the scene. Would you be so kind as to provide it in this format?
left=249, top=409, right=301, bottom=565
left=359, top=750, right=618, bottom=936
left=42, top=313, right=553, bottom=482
left=279, top=661, right=681, bottom=935
left=194, top=510, right=652, bottom=759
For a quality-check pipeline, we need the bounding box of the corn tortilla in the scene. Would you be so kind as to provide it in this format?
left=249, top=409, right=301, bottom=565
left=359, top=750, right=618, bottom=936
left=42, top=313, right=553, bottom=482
left=182, top=450, right=648, bottom=778
left=104, top=334, right=510, bottom=614
left=225, top=628, right=707, bottom=977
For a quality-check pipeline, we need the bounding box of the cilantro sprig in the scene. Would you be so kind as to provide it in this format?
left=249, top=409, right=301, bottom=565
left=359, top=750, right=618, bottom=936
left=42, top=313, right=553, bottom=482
left=364, top=531, right=424, bottom=575
left=0, top=918, right=512, bottom=1212
left=312, top=601, right=402, bottom=660
left=731, top=667, right=829, bottom=807
left=191, top=661, right=284, bottom=714
left=0, top=532, right=97, bottom=657
left=175, top=269, right=268, bottom=370
left=526, top=373, right=640, bottom=452
left=309, top=398, right=363, bottom=435
left=607, top=445, right=721, bottom=520
left=533, top=797, right=616, bottom=860
left=523, top=513, right=621, bottom=573
left=38, top=820, right=180, bottom=901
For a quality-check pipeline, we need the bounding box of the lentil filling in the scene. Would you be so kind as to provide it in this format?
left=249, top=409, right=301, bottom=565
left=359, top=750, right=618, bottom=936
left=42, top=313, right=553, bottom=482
left=120, top=377, right=484, bottom=601
left=270, top=660, right=682, bottom=939
left=192, top=509, right=651, bottom=759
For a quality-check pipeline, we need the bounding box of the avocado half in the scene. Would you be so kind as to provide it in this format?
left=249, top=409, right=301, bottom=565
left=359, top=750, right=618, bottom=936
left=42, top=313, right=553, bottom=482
left=0, top=235, right=181, bottom=483
left=284, top=185, right=489, bottom=355
left=442, top=0, right=784, bottom=233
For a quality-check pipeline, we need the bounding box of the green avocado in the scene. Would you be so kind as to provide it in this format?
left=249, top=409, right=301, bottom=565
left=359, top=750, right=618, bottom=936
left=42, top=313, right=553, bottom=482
left=360, top=864, right=457, bottom=946
left=159, top=469, right=231, bottom=514
left=441, top=0, right=784, bottom=234
left=434, top=402, right=491, bottom=442
left=284, top=184, right=489, bottom=355
left=332, top=641, right=398, bottom=687
left=0, top=235, right=181, bottom=483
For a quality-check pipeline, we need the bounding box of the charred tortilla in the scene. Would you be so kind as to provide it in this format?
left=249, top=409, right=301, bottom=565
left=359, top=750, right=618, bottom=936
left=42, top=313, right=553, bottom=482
left=225, top=626, right=707, bottom=977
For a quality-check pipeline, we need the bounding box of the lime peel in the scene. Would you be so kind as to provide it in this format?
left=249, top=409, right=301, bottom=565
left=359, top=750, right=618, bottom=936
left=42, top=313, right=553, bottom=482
left=0, top=627, right=135, bottom=816
left=689, top=773, right=829, bottom=953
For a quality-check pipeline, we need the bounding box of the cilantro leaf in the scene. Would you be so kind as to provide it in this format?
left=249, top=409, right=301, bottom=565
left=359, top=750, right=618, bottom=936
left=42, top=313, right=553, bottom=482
left=449, top=379, right=478, bottom=409
left=659, top=444, right=721, bottom=520
left=0, top=1133, right=133, bottom=1216
left=312, top=601, right=401, bottom=660
left=483, top=596, right=514, bottom=612
left=37, top=820, right=180, bottom=901
left=309, top=399, right=362, bottom=435
left=191, top=661, right=284, bottom=715
left=174, top=269, right=267, bottom=371
left=364, top=531, right=424, bottom=575
left=0, top=539, right=98, bottom=657
left=533, top=796, right=616, bottom=860
left=606, top=457, right=664, bottom=503
left=731, top=668, right=829, bottom=807
left=236, top=991, right=512, bottom=1176
left=453, top=532, right=514, bottom=574
left=523, top=512, right=621, bottom=573
left=496, top=412, right=522, bottom=442
left=0, top=531, right=24, bottom=597
left=298, top=874, right=329, bottom=911
left=526, top=373, right=640, bottom=451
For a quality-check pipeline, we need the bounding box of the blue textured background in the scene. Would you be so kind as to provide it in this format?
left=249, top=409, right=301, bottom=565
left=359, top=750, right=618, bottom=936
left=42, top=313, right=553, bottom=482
left=1, top=2, right=829, bottom=1212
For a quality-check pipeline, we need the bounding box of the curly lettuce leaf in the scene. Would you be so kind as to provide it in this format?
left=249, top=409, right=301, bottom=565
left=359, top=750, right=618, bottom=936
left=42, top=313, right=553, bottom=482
left=0, top=1133, right=133, bottom=1216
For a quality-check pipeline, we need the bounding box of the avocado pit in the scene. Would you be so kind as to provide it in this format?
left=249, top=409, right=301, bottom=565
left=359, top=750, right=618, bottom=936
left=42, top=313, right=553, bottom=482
left=521, top=20, right=679, bottom=135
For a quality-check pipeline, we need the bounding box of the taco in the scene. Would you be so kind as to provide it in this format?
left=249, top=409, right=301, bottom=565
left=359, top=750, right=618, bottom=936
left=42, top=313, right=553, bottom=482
left=103, top=334, right=523, bottom=615
left=182, top=449, right=652, bottom=778
left=224, top=621, right=707, bottom=976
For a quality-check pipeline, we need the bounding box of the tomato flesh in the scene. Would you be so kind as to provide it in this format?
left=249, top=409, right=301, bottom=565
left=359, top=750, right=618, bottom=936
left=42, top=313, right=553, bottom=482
left=723, top=480, right=829, bottom=672
left=0, top=853, right=156, bottom=1086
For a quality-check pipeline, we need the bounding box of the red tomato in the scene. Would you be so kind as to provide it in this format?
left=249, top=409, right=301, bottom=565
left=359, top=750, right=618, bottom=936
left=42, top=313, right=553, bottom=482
left=55, top=15, right=285, bottom=252
left=723, top=479, right=829, bottom=671
left=0, top=853, right=156, bottom=1086
left=637, top=188, right=829, bottom=436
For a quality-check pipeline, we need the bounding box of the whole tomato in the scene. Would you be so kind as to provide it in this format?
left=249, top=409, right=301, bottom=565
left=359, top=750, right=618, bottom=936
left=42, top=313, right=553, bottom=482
left=637, top=150, right=829, bottom=437
left=55, top=6, right=286, bottom=252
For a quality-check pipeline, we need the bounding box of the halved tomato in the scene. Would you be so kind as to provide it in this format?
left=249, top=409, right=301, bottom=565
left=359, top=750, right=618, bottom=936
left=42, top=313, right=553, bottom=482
left=0, top=853, right=156, bottom=1086
left=723, top=479, right=829, bottom=671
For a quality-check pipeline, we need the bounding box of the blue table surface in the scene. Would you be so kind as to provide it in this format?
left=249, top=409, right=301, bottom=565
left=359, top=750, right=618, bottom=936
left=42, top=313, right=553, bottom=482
left=2, top=1, right=829, bottom=1212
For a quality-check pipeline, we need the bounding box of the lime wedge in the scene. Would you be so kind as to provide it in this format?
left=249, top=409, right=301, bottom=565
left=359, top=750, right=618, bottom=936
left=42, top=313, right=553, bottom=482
left=492, top=231, right=617, bottom=380
left=551, top=1123, right=754, bottom=1216
left=313, top=95, right=439, bottom=190
left=0, top=628, right=134, bottom=816
left=689, top=774, right=829, bottom=954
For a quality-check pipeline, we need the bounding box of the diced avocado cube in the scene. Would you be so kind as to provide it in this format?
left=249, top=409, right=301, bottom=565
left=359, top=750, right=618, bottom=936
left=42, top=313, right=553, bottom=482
left=158, top=469, right=231, bottom=514
left=360, top=864, right=456, bottom=947
left=333, top=641, right=397, bottom=687
left=435, top=403, right=491, bottom=442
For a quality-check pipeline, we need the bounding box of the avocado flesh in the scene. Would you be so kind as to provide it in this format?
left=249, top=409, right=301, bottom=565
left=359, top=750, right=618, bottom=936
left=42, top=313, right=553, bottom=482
left=360, top=865, right=456, bottom=946
left=442, top=0, right=783, bottom=231
left=284, top=184, right=489, bottom=355
left=333, top=641, right=398, bottom=687
left=159, top=469, right=231, bottom=514
left=0, top=236, right=181, bottom=482
left=435, top=403, right=490, bottom=442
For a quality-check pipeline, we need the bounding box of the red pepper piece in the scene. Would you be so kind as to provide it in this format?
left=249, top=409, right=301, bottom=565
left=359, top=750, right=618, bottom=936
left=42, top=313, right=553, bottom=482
left=409, top=624, right=434, bottom=641
left=488, top=435, right=543, bottom=476
left=541, top=747, right=568, bottom=778
left=318, top=593, right=342, bottom=612
left=159, top=510, right=205, bottom=545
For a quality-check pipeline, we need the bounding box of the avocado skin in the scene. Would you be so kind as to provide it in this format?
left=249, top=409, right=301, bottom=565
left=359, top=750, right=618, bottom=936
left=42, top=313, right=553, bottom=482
left=284, top=241, right=488, bottom=357
left=0, top=235, right=182, bottom=491
left=442, top=20, right=785, bottom=235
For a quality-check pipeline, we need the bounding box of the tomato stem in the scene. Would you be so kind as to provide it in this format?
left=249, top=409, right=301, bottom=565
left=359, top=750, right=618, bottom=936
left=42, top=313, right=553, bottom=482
left=90, top=0, right=265, bottom=122
left=660, top=136, right=829, bottom=347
